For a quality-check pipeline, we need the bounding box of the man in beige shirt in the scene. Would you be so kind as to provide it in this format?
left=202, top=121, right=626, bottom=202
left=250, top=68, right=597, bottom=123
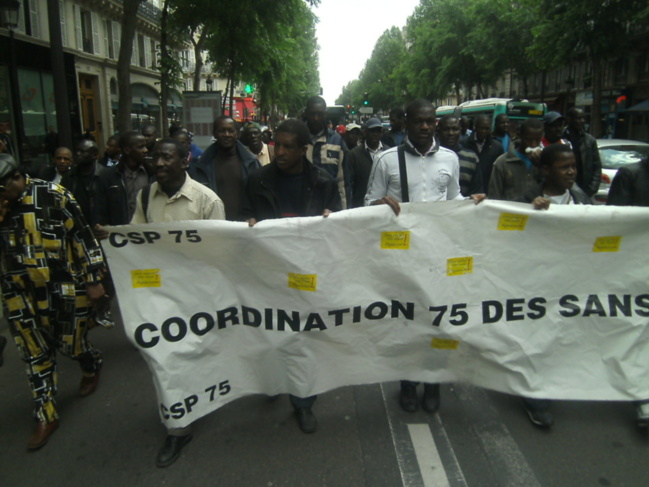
left=240, top=121, right=273, bottom=166
left=131, top=138, right=225, bottom=223
left=130, top=138, right=224, bottom=467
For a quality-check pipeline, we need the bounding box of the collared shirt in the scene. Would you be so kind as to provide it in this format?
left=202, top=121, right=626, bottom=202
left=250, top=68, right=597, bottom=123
left=365, top=141, right=385, bottom=162
left=365, top=137, right=463, bottom=204
left=131, top=174, right=225, bottom=223
left=253, top=142, right=272, bottom=166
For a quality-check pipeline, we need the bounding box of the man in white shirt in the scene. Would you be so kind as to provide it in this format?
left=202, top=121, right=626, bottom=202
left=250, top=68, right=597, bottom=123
left=365, top=99, right=484, bottom=414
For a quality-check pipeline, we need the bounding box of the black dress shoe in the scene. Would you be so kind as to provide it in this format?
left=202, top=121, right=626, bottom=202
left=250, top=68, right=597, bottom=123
left=422, top=383, right=441, bottom=413
left=399, top=383, right=419, bottom=412
left=156, top=434, right=192, bottom=467
left=296, top=408, right=317, bottom=434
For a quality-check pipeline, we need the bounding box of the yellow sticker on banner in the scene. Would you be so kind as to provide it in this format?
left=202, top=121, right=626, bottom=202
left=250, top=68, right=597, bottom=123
left=592, top=236, right=622, bottom=252
left=447, top=257, right=473, bottom=276
left=381, top=231, right=410, bottom=249
left=431, top=338, right=460, bottom=350
left=288, top=273, right=317, bottom=292
left=497, top=213, right=529, bottom=231
left=132, top=269, right=161, bottom=288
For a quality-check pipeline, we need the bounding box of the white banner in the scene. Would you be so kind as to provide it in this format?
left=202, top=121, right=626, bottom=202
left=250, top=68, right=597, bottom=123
left=103, top=200, right=649, bottom=428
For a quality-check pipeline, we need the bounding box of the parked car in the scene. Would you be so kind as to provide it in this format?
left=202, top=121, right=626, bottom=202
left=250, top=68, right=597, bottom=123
left=593, top=139, right=649, bottom=204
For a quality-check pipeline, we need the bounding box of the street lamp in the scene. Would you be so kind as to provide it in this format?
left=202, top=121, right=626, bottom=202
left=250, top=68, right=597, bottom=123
left=0, top=0, right=19, bottom=28
left=205, top=75, right=213, bottom=92
left=0, top=0, right=24, bottom=163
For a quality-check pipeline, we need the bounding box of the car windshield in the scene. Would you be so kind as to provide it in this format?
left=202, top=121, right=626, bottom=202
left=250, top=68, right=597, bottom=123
left=599, top=145, right=649, bottom=169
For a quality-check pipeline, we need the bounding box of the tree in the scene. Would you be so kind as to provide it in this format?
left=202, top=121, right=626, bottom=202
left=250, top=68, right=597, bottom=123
left=466, top=0, right=538, bottom=98
left=358, top=27, right=408, bottom=111
left=527, top=0, right=645, bottom=136
left=116, top=0, right=145, bottom=133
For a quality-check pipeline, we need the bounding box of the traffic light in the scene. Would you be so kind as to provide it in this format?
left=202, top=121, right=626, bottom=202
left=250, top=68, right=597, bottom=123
left=363, top=92, right=369, bottom=106
left=245, top=84, right=253, bottom=94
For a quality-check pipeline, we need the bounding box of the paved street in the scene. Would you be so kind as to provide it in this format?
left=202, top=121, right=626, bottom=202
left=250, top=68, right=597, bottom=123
left=1, top=319, right=647, bottom=486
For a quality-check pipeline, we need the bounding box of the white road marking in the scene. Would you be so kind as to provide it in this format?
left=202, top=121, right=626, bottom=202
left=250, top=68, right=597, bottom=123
left=407, top=423, right=450, bottom=487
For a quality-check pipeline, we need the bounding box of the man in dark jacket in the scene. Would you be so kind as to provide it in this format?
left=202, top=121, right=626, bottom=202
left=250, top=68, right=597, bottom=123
left=381, top=106, right=407, bottom=148
left=189, top=116, right=260, bottom=220
left=607, top=157, right=649, bottom=207
left=243, top=119, right=341, bottom=435
left=93, top=131, right=152, bottom=228
left=60, top=139, right=106, bottom=226
left=607, top=155, right=649, bottom=427
left=347, top=117, right=386, bottom=208
left=303, top=96, right=350, bottom=209
left=564, top=108, right=602, bottom=197
left=464, top=115, right=504, bottom=192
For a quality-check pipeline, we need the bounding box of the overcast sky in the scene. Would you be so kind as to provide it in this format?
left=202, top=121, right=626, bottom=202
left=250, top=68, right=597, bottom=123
left=312, top=0, right=421, bottom=106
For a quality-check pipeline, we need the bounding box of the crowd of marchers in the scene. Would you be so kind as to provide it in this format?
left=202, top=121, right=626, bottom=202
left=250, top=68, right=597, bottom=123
left=0, top=94, right=647, bottom=468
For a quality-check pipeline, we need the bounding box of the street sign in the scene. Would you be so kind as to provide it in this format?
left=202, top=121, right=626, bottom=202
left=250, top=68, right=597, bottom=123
left=359, top=107, right=374, bottom=114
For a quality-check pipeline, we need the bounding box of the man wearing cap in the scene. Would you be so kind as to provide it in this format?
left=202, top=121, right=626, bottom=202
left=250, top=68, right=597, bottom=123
left=344, top=123, right=362, bottom=150
left=541, top=111, right=571, bottom=148
left=347, top=117, right=386, bottom=208
left=241, top=122, right=273, bottom=166
left=564, top=107, right=601, bottom=197
left=303, top=95, right=351, bottom=208
left=0, top=154, right=106, bottom=450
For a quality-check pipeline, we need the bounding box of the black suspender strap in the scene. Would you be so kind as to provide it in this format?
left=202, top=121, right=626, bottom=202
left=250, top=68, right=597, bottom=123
left=141, top=184, right=151, bottom=223
left=397, top=145, right=409, bottom=203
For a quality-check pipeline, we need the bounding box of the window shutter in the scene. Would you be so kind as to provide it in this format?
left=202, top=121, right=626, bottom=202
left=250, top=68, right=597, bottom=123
left=74, top=5, right=82, bottom=51
left=144, top=36, right=151, bottom=68
left=131, top=34, right=139, bottom=65
left=112, top=21, right=121, bottom=59
left=91, top=12, right=100, bottom=55
left=29, top=0, right=40, bottom=38
left=59, top=0, right=67, bottom=47
left=104, top=20, right=109, bottom=57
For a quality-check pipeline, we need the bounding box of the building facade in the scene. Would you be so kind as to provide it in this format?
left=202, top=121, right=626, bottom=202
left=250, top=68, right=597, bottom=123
left=0, top=0, right=183, bottom=167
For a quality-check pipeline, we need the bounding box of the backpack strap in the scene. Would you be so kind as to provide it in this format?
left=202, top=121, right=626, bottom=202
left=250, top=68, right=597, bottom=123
left=397, top=145, right=409, bottom=203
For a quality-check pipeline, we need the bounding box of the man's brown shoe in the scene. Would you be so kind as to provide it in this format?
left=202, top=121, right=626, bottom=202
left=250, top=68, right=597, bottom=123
left=79, top=373, right=100, bottom=397
left=27, top=420, right=59, bottom=450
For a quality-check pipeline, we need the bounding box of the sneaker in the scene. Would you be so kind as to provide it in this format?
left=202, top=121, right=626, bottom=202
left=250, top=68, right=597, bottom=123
left=522, top=398, right=553, bottom=428
left=636, top=401, right=649, bottom=428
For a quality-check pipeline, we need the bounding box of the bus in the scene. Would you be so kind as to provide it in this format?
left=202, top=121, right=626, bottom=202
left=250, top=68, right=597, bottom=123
left=436, top=98, right=546, bottom=130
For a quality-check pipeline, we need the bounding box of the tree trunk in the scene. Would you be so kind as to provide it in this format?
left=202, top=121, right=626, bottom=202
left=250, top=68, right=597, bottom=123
left=222, top=78, right=229, bottom=111
left=229, top=61, right=235, bottom=116
left=192, top=31, right=207, bottom=91
left=117, top=0, right=144, bottom=133
left=159, top=0, right=170, bottom=134
left=590, top=56, right=604, bottom=138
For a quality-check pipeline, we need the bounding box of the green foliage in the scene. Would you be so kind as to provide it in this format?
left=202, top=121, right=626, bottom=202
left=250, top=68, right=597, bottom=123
left=165, top=0, right=319, bottom=118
